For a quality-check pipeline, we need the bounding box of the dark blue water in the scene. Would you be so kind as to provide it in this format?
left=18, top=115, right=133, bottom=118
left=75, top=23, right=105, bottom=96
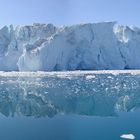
left=0, top=111, right=139, bottom=140
left=0, top=72, right=140, bottom=140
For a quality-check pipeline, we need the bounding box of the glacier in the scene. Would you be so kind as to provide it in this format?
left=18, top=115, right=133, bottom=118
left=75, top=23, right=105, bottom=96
left=0, top=22, right=140, bottom=71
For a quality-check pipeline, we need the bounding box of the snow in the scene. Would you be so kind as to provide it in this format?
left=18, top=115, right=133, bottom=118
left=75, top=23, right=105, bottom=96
left=120, top=134, right=135, bottom=140
left=0, top=22, right=140, bottom=71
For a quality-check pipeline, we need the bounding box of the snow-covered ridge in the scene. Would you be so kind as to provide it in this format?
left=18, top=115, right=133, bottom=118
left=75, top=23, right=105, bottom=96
left=0, top=22, right=140, bottom=71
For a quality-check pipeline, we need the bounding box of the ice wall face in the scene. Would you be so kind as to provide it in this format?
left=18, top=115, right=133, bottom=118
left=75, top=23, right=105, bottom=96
left=0, top=22, right=140, bottom=71
left=0, top=23, right=56, bottom=71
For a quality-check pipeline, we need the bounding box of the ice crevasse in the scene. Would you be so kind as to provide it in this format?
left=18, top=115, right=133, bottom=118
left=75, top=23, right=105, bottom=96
left=0, top=22, right=140, bottom=71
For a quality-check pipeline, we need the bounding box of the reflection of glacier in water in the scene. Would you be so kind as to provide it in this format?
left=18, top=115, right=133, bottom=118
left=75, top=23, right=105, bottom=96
left=0, top=71, right=140, bottom=118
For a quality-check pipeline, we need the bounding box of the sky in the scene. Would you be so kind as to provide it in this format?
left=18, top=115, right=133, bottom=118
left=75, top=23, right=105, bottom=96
left=0, top=0, right=139, bottom=27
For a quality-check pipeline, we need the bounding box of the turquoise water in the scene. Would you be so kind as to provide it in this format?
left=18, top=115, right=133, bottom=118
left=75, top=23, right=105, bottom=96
left=0, top=71, right=140, bottom=140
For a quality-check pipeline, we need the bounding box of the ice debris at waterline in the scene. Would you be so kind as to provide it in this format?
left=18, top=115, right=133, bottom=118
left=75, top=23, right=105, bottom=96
left=1, top=22, right=140, bottom=71
left=120, top=134, right=135, bottom=140
left=0, top=71, right=140, bottom=117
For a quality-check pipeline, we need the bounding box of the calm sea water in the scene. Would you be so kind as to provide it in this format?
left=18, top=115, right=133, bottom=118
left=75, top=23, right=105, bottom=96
left=0, top=71, right=140, bottom=140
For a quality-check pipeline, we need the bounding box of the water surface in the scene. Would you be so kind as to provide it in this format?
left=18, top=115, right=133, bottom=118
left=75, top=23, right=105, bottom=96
left=0, top=71, right=140, bottom=140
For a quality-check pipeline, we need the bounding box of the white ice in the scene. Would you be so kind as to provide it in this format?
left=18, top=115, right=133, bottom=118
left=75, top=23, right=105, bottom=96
left=120, top=134, right=135, bottom=140
left=0, top=22, right=140, bottom=71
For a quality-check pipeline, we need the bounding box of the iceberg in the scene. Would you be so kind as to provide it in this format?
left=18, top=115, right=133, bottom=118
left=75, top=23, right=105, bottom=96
left=0, top=22, right=140, bottom=71
left=120, top=134, right=135, bottom=139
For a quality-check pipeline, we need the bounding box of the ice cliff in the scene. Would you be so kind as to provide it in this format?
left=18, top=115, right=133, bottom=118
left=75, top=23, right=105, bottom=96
left=0, top=22, right=140, bottom=71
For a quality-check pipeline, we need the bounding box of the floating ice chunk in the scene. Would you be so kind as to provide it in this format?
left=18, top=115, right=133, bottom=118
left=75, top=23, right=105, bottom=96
left=120, top=134, right=135, bottom=140
left=86, top=75, right=96, bottom=80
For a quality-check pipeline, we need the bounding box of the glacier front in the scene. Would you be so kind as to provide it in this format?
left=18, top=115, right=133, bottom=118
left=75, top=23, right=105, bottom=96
left=0, top=22, right=140, bottom=71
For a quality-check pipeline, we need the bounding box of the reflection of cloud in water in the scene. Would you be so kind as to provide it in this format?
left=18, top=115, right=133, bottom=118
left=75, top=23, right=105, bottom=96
left=0, top=72, right=140, bottom=118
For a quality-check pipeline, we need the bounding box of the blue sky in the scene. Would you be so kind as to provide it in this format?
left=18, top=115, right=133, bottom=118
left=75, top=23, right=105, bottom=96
left=0, top=0, right=139, bottom=27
